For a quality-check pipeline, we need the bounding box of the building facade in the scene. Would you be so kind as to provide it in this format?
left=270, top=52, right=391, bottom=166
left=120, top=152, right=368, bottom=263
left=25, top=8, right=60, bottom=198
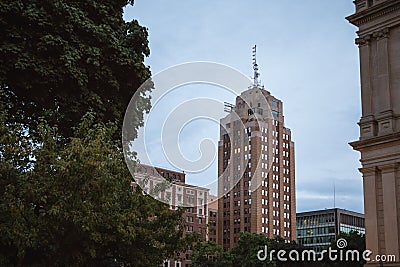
left=296, top=208, right=365, bottom=253
left=134, top=164, right=210, bottom=267
left=347, top=0, right=400, bottom=265
left=217, top=85, right=296, bottom=250
left=208, top=195, right=218, bottom=243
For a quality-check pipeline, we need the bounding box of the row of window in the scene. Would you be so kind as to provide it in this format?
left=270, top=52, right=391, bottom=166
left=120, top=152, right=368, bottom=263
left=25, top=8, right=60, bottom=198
left=186, top=216, right=204, bottom=224
left=283, top=133, right=289, bottom=140
left=283, top=186, right=290, bottom=192
left=298, top=235, right=335, bottom=245
left=297, top=226, right=336, bottom=237
left=297, top=214, right=336, bottom=227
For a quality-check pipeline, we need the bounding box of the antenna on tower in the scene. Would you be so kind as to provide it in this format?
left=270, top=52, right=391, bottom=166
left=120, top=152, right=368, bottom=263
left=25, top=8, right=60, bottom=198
left=252, top=45, right=260, bottom=87
left=224, top=102, right=234, bottom=113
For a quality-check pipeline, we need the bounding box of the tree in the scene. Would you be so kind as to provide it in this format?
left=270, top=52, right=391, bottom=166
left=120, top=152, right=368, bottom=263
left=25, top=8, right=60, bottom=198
left=268, top=236, right=320, bottom=267
left=324, top=231, right=366, bottom=267
left=0, top=110, right=188, bottom=266
left=228, top=233, right=274, bottom=267
left=0, top=1, right=190, bottom=265
left=190, top=241, right=228, bottom=267
left=0, top=0, right=152, bottom=140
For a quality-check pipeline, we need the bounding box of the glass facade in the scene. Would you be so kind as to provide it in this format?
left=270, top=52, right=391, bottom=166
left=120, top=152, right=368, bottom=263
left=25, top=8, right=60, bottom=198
left=296, top=208, right=364, bottom=253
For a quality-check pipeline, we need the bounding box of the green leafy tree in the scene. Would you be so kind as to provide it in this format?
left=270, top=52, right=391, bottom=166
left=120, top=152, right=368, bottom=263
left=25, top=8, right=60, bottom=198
left=228, top=233, right=274, bottom=267
left=0, top=111, right=188, bottom=266
left=0, top=0, right=152, bottom=139
left=324, top=231, right=366, bottom=267
left=190, top=241, right=229, bottom=267
left=0, top=1, right=190, bottom=266
left=268, top=236, right=320, bottom=267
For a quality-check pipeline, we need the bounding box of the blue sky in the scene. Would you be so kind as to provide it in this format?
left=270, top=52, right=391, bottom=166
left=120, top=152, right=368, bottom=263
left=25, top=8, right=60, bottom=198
left=124, top=1, right=364, bottom=213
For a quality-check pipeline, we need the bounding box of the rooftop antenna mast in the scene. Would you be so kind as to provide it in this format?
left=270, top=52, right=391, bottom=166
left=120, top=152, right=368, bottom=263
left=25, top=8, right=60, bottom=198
left=224, top=102, right=234, bottom=113
left=252, top=45, right=260, bottom=87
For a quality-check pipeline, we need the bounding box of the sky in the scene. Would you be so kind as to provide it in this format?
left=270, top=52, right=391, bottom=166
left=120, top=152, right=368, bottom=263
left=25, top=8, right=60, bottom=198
left=123, top=1, right=364, bottom=213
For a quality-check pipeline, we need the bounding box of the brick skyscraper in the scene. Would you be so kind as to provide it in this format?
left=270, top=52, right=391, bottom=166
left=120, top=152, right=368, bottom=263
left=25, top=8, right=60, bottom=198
left=217, top=81, right=296, bottom=250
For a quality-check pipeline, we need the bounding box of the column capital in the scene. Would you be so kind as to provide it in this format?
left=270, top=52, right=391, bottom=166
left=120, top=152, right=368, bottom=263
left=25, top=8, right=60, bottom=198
left=355, top=34, right=372, bottom=46
left=378, top=163, right=399, bottom=173
left=372, top=27, right=390, bottom=40
left=359, top=166, right=377, bottom=175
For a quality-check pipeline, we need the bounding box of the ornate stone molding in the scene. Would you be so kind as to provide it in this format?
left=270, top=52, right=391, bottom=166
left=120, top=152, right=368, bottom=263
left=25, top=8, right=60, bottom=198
left=346, top=0, right=400, bottom=27
left=349, top=132, right=400, bottom=151
left=355, top=28, right=389, bottom=46
left=359, top=166, right=378, bottom=175
left=355, top=34, right=372, bottom=46
left=378, top=163, right=399, bottom=173
left=372, top=27, right=390, bottom=40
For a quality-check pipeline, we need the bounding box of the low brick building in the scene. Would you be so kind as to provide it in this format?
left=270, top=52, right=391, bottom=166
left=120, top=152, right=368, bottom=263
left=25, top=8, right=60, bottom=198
left=134, top=164, right=211, bottom=267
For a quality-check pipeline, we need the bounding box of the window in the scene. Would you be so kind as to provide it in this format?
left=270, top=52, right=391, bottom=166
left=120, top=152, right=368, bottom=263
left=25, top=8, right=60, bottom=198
left=186, top=207, right=194, bottom=213
left=187, top=196, right=194, bottom=204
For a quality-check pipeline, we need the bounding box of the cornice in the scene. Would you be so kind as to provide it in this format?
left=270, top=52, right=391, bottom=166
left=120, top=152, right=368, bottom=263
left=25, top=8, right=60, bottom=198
left=349, top=132, right=400, bottom=150
left=346, top=0, right=400, bottom=27
left=359, top=166, right=377, bottom=175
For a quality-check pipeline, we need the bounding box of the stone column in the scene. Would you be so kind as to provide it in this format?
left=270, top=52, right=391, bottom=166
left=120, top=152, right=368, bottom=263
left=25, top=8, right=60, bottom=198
left=361, top=167, right=380, bottom=258
left=373, top=28, right=394, bottom=136
left=356, top=34, right=377, bottom=139
left=380, top=164, right=399, bottom=259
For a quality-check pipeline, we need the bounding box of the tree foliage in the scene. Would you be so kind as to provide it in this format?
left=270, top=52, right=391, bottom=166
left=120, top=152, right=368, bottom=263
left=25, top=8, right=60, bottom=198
left=190, top=241, right=229, bottom=267
left=191, top=233, right=315, bottom=267
left=324, top=231, right=365, bottom=267
left=0, top=1, right=195, bottom=266
left=0, top=0, right=152, bottom=139
left=0, top=111, right=186, bottom=266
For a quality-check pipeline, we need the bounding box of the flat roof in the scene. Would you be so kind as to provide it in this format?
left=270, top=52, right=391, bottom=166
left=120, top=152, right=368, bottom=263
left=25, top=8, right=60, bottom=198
left=296, top=208, right=364, bottom=218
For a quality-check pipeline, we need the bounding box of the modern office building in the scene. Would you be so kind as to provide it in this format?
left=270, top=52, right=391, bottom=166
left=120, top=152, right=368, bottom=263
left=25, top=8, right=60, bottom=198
left=347, top=0, right=400, bottom=265
left=217, top=57, right=296, bottom=250
left=134, top=164, right=210, bottom=267
left=296, top=208, right=365, bottom=253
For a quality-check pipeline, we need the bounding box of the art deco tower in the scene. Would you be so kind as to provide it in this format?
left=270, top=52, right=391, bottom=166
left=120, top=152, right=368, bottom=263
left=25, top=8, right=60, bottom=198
left=217, top=49, right=296, bottom=250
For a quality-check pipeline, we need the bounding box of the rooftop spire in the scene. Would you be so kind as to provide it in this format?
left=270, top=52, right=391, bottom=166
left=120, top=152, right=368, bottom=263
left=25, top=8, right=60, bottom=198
left=252, top=45, right=260, bottom=86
